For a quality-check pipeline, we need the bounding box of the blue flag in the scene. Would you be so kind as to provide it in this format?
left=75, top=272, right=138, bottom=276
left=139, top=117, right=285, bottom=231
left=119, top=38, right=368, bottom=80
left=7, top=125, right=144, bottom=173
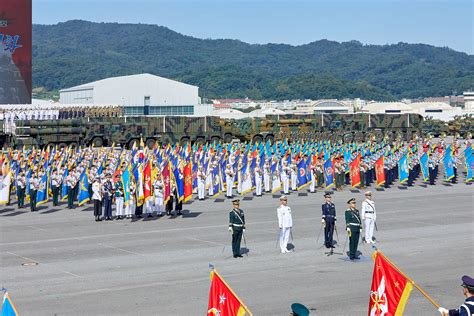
left=36, top=173, right=49, bottom=206
left=61, top=168, right=69, bottom=201
left=324, top=159, right=334, bottom=188
left=399, top=153, right=409, bottom=184
left=1, top=292, right=19, bottom=316
left=443, top=147, right=454, bottom=181
left=465, top=145, right=473, bottom=182
left=173, top=164, right=184, bottom=202
left=77, top=170, right=90, bottom=206
left=419, top=152, right=429, bottom=182
left=122, top=167, right=131, bottom=205
left=297, top=159, right=308, bottom=190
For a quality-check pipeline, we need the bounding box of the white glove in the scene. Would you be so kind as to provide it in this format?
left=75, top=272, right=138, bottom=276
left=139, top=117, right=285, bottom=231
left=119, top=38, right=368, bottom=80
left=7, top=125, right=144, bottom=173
left=438, top=307, right=448, bottom=315
left=346, top=227, right=351, bottom=233
left=243, top=229, right=246, bottom=233
left=228, top=227, right=232, bottom=233
left=321, top=219, right=325, bottom=224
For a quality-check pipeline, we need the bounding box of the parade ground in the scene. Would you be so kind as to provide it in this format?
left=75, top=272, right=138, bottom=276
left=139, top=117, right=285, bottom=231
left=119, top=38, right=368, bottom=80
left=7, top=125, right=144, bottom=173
left=1, top=179, right=472, bottom=315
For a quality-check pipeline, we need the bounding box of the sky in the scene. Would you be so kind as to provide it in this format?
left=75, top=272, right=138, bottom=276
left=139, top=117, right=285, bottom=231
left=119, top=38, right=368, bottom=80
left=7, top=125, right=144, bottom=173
left=33, top=0, right=473, bottom=54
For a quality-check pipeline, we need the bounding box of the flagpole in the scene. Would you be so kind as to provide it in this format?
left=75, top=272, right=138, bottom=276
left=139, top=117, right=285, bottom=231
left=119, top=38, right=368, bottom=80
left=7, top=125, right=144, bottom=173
left=376, top=250, right=441, bottom=309
left=211, top=268, right=254, bottom=316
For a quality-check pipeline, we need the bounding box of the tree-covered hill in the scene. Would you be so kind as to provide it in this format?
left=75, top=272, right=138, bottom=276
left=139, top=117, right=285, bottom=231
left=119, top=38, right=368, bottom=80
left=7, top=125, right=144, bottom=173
left=33, top=20, right=474, bottom=101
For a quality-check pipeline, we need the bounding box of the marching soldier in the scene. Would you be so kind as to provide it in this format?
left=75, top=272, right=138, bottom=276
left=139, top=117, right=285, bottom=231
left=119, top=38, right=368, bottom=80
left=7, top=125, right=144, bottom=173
left=16, top=170, right=26, bottom=208
left=228, top=199, right=246, bottom=258
left=321, top=193, right=336, bottom=249
left=438, top=275, right=474, bottom=316
left=51, top=169, right=62, bottom=206
left=277, top=195, right=293, bottom=253
left=361, top=191, right=376, bottom=243
left=345, top=198, right=362, bottom=260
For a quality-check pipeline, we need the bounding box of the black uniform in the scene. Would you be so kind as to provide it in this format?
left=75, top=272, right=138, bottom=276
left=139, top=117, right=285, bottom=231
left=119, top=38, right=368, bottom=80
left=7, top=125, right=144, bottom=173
left=322, top=202, right=336, bottom=248
left=229, top=207, right=246, bottom=258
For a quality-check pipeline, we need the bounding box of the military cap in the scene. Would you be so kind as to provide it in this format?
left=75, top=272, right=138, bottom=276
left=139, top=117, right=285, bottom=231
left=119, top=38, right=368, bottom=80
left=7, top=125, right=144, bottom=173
left=291, top=303, right=310, bottom=316
left=462, top=275, right=474, bottom=289
left=232, top=199, right=240, bottom=204
left=365, top=191, right=372, bottom=196
left=324, top=192, right=331, bottom=198
left=280, top=195, right=288, bottom=200
left=347, top=198, right=356, bottom=204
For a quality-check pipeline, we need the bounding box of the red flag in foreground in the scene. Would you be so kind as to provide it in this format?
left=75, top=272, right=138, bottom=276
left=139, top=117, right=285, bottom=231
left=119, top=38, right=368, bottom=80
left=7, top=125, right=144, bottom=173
left=369, top=251, right=412, bottom=316
left=208, top=269, right=252, bottom=316
left=375, top=157, right=385, bottom=186
left=350, top=153, right=361, bottom=187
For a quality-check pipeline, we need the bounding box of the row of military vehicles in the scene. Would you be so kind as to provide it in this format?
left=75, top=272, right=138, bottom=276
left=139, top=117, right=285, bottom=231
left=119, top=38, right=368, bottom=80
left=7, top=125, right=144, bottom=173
left=1, top=113, right=472, bottom=149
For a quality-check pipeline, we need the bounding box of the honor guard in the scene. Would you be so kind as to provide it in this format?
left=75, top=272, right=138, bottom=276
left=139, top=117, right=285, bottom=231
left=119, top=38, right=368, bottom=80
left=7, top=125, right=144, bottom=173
left=281, top=161, right=290, bottom=194
left=153, top=177, right=164, bottom=216
left=263, top=159, right=271, bottom=192
left=345, top=198, right=362, bottom=260
left=115, top=178, right=125, bottom=219
left=29, top=173, right=39, bottom=212
left=321, top=193, right=336, bottom=249
left=16, top=170, right=26, bottom=208
left=290, top=159, right=297, bottom=191
left=66, top=170, right=76, bottom=209
left=197, top=165, right=206, bottom=200
left=277, top=195, right=293, bottom=253
left=361, top=191, right=376, bottom=243
left=51, top=169, right=62, bottom=206
left=228, top=199, right=245, bottom=258
left=102, top=174, right=113, bottom=220
left=225, top=164, right=234, bottom=198
left=92, top=177, right=103, bottom=221
left=254, top=161, right=263, bottom=196
left=438, top=275, right=474, bottom=316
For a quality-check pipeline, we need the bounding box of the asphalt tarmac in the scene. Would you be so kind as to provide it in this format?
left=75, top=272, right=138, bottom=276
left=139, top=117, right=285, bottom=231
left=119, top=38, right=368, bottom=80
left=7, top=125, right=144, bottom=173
left=1, top=177, right=473, bottom=315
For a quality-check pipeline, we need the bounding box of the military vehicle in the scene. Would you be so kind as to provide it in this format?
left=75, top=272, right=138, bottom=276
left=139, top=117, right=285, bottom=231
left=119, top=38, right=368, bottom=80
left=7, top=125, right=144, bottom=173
left=6, top=113, right=423, bottom=148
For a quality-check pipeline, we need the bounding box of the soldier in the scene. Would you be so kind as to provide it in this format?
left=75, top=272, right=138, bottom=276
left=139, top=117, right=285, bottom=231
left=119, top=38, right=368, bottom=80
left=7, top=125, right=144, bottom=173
left=361, top=191, right=376, bottom=244
left=66, top=169, right=75, bottom=209
left=277, top=195, right=293, bottom=253
left=173, top=185, right=182, bottom=215
left=102, top=174, right=113, bottom=220
left=16, top=170, right=26, bottom=208
left=254, top=161, right=263, bottom=197
left=321, top=193, right=336, bottom=249
left=153, top=176, right=164, bottom=216
left=92, top=177, right=103, bottom=221
left=115, top=177, right=125, bottom=219
left=228, top=199, right=245, bottom=258
left=438, top=275, right=474, bottom=316
left=290, top=159, right=297, bottom=191
left=128, top=180, right=136, bottom=218
left=51, top=169, right=62, bottom=206
left=316, top=160, right=324, bottom=189
left=309, top=161, right=316, bottom=193
left=281, top=161, right=290, bottom=194
left=225, top=164, right=234, bottom=198
left=197, top=165, right=206, bottom=200
left=29, top=173, right=39, bottom=212
left=263, top=158, right=271, bottom=192
left=345, top=198, right=362, bottom=261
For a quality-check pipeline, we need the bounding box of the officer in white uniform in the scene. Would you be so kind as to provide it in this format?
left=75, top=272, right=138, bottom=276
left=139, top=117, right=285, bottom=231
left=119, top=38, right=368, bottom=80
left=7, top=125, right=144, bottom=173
left=281, top=161, right=290, bottom=194
left=153, top=178, right=164, bottom=216
left=361, top=191, right=376, bottom=243
left=277, top=195, right=293, bottom=253
left=225, top=165, right=234, bottom=198
left=254, top=162, right=263, bottom=196
left=263, top=159, right=271, bottom=192
left=197, top=165, right=206, bottom=200
left=290, top=160, right=297, bottom=191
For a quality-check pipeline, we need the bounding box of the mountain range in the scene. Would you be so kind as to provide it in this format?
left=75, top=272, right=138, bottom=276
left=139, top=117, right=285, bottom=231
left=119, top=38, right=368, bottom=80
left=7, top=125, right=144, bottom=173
left=32, top=20, right=474, bottom=101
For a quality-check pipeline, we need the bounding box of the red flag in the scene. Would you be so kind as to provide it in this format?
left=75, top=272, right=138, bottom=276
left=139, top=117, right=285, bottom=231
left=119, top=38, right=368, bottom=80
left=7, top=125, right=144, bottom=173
left=369, top=252, right=412, bottom=316
left=375, top=157, right=385, bottom=186
left=183, top=161, right=193, bottom=202
left=349, top=153, right=361, bottom=187
left=208, top=269, right=251, bottom=316
left=143, top=161, right=152, bottom=202
left=162, top=162, right=171, bottom=204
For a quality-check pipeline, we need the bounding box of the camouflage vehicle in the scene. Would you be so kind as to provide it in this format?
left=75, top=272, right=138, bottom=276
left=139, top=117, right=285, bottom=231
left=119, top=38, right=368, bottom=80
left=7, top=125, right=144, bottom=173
left=10, top=113, right=424, bottom=148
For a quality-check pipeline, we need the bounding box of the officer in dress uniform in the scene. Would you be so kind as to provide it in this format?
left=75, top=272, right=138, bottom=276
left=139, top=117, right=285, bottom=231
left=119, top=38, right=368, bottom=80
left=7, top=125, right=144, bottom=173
left=263, top=159, right=271, bottom=192
left=153, top=177, right=164, bottom=216
left=16, top=170, right=26, bottom=208
left=321, top=193, right=336, bottom=249
left=361, top=191, right=376, bottom=243
left=345, top=198, right=362, bottom=260
left=281, top=161, right=290, bottom=194
left=228, top=199, right=245, bottom=258
left=66, top=170, right=75, bottom=209
left=115, top=178, right=125, bottom=219
left=254, top=162, right=263, bottom=196
left=277, top=195, right=293, bottom=253
left=197, top=165, right=206, bottom=200
left=290, top=159, right=297, bottom=191
left=438, top=275, right=474, bottom=316
left=92, top=177, right=103, bottom=221
left=102, top=174, right=113, bottom=220
left=225, top=164, right=234, bottom=198
left=51, top=169, right=62, bottom=206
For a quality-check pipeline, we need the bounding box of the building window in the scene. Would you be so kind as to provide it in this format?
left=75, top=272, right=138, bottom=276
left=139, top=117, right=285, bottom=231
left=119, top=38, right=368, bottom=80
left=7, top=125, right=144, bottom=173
left=124, top=106, right=144, bottom=115
left=149, top=105, right=194, bottom=115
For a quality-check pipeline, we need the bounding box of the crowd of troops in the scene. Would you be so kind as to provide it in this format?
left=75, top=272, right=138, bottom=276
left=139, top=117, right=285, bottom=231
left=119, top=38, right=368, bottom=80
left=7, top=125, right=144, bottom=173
left=0, top=135, right=472, bottom=220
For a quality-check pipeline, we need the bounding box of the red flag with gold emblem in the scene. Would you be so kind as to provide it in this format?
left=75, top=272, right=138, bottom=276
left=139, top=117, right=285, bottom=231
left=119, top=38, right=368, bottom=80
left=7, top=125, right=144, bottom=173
left=375, top=157, right=385, bottom=186
left=183, top=160, right=193, bottom=202
left=143, top=161, right=152, bottom=202
left=349, top=153, right=361, bottom=187
left=369, top=251, right=412, bottom=316
left=208, top=269, right=252, bottom=316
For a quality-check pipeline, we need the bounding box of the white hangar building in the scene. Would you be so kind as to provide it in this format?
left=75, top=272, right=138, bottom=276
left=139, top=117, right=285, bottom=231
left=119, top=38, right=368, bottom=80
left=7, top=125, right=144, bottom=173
left=59, top=73, right=211, bottom=116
